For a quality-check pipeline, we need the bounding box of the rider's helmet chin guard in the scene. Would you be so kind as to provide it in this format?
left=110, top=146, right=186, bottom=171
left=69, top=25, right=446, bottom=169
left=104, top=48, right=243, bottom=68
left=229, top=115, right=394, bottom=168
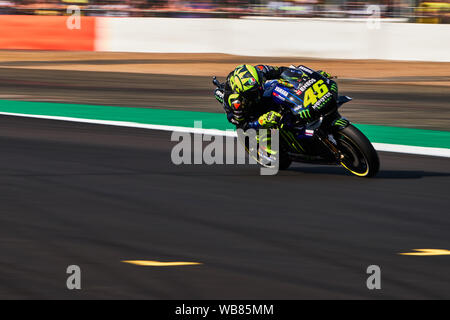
left=230, top=64, right=263, bottom=107
left=241, top=86, right=262, bottom=109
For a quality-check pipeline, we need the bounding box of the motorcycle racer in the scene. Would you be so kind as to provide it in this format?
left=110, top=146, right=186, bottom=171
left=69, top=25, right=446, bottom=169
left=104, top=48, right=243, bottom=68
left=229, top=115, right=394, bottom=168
left=212, top=65, right=379, bottom=177
left=214, top=64, right=332, bottom=130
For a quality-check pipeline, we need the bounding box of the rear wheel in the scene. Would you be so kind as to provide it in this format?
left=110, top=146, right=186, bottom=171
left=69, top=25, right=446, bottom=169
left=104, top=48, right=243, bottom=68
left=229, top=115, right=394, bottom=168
left=279, top=152, right=292, bottom=170
left=336, top=125, right=380, bottom=177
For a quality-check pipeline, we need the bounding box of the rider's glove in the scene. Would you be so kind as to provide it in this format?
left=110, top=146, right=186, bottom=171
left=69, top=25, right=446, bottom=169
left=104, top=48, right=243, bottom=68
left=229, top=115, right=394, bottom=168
left=229, top=98, right=245, bottom=124
left=258, top=111, right=282, bottom=128
left=214, top=88, right=224, bottom=104
left=317, top=70, right=332, bottom=79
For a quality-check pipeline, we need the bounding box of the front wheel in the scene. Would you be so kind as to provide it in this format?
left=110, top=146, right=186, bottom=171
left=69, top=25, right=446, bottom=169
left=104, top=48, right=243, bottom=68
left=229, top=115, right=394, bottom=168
left=335, top=125, right=380, bottom=177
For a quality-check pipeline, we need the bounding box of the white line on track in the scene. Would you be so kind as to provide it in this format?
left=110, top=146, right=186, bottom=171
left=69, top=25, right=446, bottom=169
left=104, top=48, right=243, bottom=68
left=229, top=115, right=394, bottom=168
left=372, top=143, right=450, bottom=158
left=1, top=111, right=449, bottom=158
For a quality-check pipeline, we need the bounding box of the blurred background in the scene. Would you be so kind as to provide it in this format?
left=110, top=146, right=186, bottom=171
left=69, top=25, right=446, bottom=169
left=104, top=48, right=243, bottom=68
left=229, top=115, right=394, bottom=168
left=0, top=0, right=449, bottom=23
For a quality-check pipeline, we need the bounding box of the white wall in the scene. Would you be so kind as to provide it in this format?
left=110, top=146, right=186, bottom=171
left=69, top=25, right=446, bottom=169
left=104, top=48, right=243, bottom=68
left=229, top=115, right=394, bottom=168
left=96, top=18, right=450, bottom=62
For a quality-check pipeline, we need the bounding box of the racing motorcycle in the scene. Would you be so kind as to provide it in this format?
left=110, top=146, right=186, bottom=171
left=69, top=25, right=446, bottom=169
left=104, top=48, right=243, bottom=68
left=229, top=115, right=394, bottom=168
left=212, top=65, right=380, bottom=177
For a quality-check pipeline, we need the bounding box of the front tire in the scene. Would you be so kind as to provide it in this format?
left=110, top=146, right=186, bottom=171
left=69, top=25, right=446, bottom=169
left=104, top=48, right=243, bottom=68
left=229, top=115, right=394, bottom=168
left=336, top=125, right=380, bottom=177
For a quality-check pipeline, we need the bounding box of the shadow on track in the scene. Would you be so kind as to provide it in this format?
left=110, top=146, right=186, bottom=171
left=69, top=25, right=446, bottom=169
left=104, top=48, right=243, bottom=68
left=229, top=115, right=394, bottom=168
left=289, top=166, right=450, bottom=179
left=375, top=170, right=450, bottom=179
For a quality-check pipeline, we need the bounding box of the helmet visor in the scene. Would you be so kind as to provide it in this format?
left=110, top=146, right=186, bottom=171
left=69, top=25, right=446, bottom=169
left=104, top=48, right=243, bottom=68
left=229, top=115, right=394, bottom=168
left=241, top=86, right=261, bottom=102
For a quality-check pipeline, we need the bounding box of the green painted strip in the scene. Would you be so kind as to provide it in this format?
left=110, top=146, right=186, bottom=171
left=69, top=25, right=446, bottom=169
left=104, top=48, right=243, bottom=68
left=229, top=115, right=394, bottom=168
left=354, top=124, right=450, bottom=149
left=0, top=100, right=449, bottom=149
left=0, top=100, right=235, bottom=131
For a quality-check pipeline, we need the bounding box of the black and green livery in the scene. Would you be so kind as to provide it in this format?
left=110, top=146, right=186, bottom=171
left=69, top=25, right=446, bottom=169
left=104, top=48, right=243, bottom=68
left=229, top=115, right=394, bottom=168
left=214, top=65, right=380, bottom=177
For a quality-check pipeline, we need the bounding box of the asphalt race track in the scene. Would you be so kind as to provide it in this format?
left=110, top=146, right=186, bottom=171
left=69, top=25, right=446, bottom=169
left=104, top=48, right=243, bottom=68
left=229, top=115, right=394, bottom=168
left=1, top=115, right=449, bottom=299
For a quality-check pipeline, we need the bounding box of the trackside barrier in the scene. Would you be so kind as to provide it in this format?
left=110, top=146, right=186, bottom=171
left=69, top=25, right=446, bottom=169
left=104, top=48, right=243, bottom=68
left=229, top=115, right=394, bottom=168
left=95, top=18, right=450, bottom=62
left=0, top=15, right=96, bottom=51
left=0, top=16, right=449, bottom=61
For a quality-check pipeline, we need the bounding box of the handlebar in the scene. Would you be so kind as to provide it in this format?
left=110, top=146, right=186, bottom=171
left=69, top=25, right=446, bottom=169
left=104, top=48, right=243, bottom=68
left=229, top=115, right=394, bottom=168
left=212, top=76, right=221, bottom=87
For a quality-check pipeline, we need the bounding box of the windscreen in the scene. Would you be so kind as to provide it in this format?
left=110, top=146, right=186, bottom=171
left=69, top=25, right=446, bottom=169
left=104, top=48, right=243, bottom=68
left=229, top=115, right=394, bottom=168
left=280, top=68, right=309, bottom=87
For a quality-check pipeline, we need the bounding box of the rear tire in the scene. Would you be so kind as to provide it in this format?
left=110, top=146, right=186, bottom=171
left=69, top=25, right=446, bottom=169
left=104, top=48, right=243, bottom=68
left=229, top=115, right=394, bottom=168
left=336, top=125, right=380, bottom=177
left=279, top=153, right=292, bottom=170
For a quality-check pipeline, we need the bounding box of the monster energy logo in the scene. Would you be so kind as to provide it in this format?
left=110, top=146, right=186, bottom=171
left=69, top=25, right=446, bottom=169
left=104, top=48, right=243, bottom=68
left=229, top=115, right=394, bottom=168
left=330, top=83, right=338, bottom=92
left=280, top=129, right=304, bottom=153
left=313, top=92, right=332, bottom=109
left=334, top=119, right=348, bottom=127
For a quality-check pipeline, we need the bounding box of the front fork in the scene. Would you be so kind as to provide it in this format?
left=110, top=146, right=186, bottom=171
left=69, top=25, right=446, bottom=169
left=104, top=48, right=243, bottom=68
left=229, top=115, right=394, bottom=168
left=316, top=114, right=351, bottom=163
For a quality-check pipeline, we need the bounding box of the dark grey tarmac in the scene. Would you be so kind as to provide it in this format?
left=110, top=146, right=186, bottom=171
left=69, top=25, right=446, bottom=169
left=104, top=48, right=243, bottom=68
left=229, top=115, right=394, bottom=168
left=0, top=116, right=449, bottom=299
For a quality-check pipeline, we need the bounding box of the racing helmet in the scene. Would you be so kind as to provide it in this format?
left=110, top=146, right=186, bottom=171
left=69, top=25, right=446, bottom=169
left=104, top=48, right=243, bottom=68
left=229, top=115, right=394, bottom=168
left=229, top=65, right=262, bottom=106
